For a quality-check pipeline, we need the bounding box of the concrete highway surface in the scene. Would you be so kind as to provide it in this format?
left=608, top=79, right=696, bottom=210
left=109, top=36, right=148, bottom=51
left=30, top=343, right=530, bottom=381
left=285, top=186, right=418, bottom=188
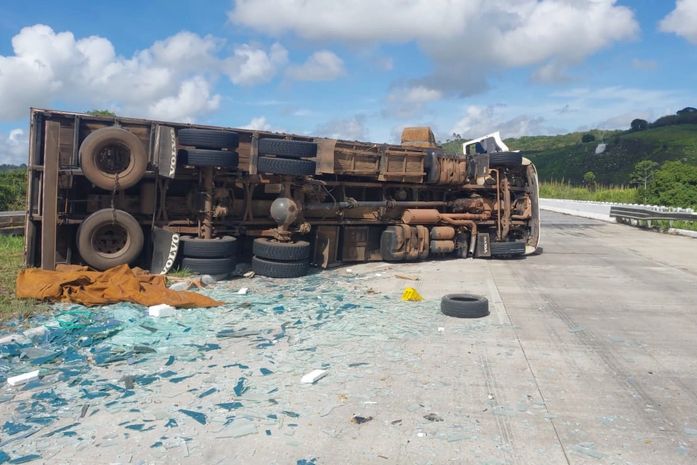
left=3, top=210, right=696, bottom=465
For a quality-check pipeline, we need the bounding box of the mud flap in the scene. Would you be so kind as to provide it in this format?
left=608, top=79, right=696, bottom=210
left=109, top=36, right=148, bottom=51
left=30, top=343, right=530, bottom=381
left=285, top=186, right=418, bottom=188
left=474, top=233, right=491, bottom=258
left=155, top=125, right=178, bottom=178
left=150, top=228, right=180, bottom=275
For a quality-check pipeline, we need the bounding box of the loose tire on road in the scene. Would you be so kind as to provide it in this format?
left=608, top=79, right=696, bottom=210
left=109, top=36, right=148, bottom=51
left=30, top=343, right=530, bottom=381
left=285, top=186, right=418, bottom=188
left=441, top=294, right=489, bottom=318
left=258, top=138, right=317, bottom=159
left=79, top=127, right=147, bottom=190
left=177, top=128, right=239, bottom=150
left=181, top=257, right=237, bottom=275
left=180, top=149, right=239, bottom=168
left=490, top=241, right=526, bottom=257
left=489, top=151, right=523, bottom=168
left=257, top=156, right=316, bottom=176
left=180, top=236, right=238, bottom=258
left=252, top=256, right=309, bottom=278
left=77, top=209, right=144, bottom=270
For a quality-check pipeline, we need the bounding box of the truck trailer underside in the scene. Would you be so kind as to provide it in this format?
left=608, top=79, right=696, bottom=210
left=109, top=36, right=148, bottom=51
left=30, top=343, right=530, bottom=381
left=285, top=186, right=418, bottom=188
left=24, top=109, right=540, bottom=278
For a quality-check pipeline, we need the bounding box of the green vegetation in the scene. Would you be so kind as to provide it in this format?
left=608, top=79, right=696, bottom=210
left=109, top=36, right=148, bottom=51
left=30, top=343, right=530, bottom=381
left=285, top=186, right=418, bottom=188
left=0, top=235, right=47, bottom=322
left=86, top=109, right=116, bottom=117
left=646, top=161, right=697, bottom=208
left=540, top=180, right=639, bottom=203
left=0, top=169, right=26, bottom=211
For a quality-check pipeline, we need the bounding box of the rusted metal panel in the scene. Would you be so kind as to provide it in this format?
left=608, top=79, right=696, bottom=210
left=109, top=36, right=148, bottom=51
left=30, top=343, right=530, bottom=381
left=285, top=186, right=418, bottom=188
left=40, top=121, right=60, bottom=270
left=378, top=148, right=425, bottom=183
left=312, top=226, right=340, bottom=268
left=341, top=226, right=382, bottom=262
left=315, top=138, right=337, bottom=174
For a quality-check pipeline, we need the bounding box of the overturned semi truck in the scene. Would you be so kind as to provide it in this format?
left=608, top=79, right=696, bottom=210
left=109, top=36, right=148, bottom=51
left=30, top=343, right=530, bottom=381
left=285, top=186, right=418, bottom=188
left=24, top=108, right=540, bottom=278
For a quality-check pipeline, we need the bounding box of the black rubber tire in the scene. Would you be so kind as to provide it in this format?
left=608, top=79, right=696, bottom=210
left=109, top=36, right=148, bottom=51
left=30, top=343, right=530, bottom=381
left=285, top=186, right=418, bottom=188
left=252, top=256, right=309, bottom=278
left=79, top=127, right=147, bottom=190
left=258, top=139, right=317, bottom=159
left=253, top=238, right=311, bottom=261
left=257, top=156, right=316, bottom=176
left=441, top=294, right=489, bottom=318
left=178, top=129, right=239, bottom=149
left=489, top=152, right=523, bottom=168
left=77, top=209, right=144, bottom=270
left=180, top=149, right=239, bottom=168
left=490, top=241, right=526, bottom=257
left=181, top=257, right=237, bottom=275
left=180, top=236, right=237, bottom=258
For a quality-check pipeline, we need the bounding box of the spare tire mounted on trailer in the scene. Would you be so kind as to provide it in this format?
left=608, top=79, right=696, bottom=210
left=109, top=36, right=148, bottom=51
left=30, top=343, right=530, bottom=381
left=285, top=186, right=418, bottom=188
left=79, top=127, right=148, bottom=190
left=77, top=209, right=144, bottom=270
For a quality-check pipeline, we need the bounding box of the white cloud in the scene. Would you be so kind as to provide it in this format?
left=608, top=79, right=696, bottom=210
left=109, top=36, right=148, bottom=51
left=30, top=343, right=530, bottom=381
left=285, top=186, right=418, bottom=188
left=230, top=0, right=638, bottom=94
left=224, top=43, right=288, bottom=86
left=0, top=129, right=29, bottom=165
left=451, top=105, right=550, bottom=139
left=660, top=0, right=697, bottom=44
left=316, top=115, right=367, bottom=140
left=385, top=85, right=443, bottom=119
left=0, top=25, right=221, bottom=121
left=531, top=62, right=572, bottom=84
left=0, top=25, right=333, bottom=123
left=240, top=116, right=273, bottom=131
left=146, top=77, right=221, bottom=122
left=286, top=51, right=345, bottom=81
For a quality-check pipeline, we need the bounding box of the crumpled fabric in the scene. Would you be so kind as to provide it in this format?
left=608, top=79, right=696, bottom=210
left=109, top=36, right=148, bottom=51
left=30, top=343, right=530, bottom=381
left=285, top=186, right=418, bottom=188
left=16, top=264, right=221, bottom=308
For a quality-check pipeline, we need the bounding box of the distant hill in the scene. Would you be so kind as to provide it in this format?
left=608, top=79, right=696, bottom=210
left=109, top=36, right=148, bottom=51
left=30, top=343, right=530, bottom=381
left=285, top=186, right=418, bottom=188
left=440, top=115, right=697, bottom=185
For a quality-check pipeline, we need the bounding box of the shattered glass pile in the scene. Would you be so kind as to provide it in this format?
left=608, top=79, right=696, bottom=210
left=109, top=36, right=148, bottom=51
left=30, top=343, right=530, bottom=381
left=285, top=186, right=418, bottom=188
left=0, top=269, right=443, bottom=462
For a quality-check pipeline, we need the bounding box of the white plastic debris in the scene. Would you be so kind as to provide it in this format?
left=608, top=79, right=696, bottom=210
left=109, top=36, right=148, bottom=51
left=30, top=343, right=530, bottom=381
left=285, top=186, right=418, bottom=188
left=437, top=327, right=445, bottom=333
left=23, top=326, right=47, bottom=338
left=168, top=281, right=191, bottom=291
left=0, top=333, right=28, bottom=345
left=7, top=370, right=40, bottom=387
left=345, top=268, right=353, bottom=273
left=237, top=287, right=249, bottom=295
left=148, top=304, right=177, bottom=318
left=301, top=369, right=328, bottom=384
left=243, top=271, right=255, bottom=278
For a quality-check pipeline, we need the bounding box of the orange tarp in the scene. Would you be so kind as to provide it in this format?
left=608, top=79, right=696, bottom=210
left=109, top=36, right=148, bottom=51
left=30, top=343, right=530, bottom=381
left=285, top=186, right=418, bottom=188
left=16, top=264, right=221, bottom=308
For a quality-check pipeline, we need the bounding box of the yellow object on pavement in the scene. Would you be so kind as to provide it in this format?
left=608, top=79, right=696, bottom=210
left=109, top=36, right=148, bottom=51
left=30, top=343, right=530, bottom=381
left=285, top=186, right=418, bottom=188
left=401, top=287, right=423, bottom=301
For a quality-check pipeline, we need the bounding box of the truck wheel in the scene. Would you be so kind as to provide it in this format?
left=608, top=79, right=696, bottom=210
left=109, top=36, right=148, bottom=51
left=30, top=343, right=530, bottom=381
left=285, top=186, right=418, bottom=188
left=441, top=294, right=489, bottom=318
left=177, top=128, right=239, bottom=149
left=257, top=156, right=316, bottom=176
left=252, top=256, right=309, bottom=278
left=258, top=139, right=317, bottom=159
left=79, top=127, right=147, bottom=190
left=180, top=236, right=238, bottom=258
left=489, top=152, right=522, bottom=168
left=180, top=149, right=239, bottom=168
left=253, top=238, right=311, bottom=261
left=181, top=257, right=237, bottom=275
left=490, top=241, right=526, bottom=257
left=77, top=209, right=144, bottom=270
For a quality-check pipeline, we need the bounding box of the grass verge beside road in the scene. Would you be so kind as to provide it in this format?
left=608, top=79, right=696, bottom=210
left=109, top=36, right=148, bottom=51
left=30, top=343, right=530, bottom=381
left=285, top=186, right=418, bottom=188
left=540, top=181, right=639, bottom=203
left=0, top=235, right=47, bottom=323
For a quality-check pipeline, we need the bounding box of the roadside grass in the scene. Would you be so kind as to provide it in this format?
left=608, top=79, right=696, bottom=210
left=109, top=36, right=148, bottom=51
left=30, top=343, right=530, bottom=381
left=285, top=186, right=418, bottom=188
left=540, top=181, right=639, bottom=203
left=0, top=235, right=48, bottom=323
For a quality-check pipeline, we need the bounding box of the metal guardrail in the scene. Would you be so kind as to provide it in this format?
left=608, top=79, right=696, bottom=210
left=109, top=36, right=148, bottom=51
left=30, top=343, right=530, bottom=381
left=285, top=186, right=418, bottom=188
left=0, top=211, right=25, bottom=235
left=610, top=205, right=697, bottom=223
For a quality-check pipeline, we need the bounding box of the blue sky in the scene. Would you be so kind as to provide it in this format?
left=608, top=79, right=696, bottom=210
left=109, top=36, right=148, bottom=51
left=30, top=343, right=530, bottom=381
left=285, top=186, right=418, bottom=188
left=1, top=0, right=697, bottom=164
